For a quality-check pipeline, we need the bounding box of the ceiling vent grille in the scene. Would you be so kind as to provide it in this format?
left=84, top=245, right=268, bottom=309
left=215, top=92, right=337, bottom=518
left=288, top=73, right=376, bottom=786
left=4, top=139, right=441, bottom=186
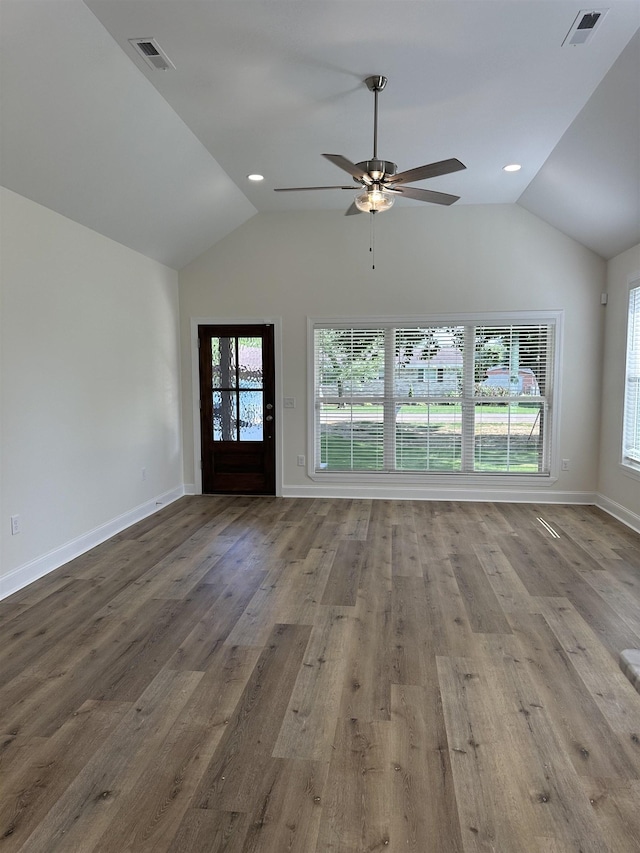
left=562, top=10, right=608, bottom=46
left=129, top=38, right=175, bottom=71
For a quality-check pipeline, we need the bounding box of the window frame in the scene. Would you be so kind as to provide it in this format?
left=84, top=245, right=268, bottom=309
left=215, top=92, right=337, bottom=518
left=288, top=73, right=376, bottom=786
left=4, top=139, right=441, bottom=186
left=307, top=311, right=563, bottom=485
left=622, top=278, right=640, bottom=477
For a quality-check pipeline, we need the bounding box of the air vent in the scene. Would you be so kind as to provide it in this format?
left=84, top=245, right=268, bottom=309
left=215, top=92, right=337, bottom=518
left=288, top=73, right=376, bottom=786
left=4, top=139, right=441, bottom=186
left=129, top=38, right=175, bottom=71
left=562, top=9, right=608, bottom=46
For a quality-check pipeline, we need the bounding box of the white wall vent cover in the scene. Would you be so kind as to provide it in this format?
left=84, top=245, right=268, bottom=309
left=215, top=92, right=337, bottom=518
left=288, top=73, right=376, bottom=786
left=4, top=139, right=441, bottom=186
left=562, top=9, right=609, bottom=46
left=129, top=38, right=175, bottom=71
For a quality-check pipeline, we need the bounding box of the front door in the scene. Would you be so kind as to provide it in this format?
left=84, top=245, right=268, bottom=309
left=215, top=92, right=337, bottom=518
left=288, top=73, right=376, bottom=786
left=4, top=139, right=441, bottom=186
left=198, top=324, right=276, bottom=495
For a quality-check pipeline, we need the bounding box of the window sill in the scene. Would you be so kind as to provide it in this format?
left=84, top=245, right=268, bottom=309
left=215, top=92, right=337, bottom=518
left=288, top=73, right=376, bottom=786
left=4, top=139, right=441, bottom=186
left=620, top=461, right=640, bottom=482
left=309, top=470, right=557, bottom=488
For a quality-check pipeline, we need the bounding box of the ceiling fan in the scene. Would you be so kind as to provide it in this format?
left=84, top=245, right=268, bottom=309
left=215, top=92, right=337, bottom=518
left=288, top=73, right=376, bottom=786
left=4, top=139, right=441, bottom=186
left=274, top=75, right=466, bottom=215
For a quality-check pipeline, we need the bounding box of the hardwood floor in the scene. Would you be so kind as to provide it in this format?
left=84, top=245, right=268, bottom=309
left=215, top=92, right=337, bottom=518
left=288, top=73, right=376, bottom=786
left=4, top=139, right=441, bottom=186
left=2, top=496, right=640, bottom=852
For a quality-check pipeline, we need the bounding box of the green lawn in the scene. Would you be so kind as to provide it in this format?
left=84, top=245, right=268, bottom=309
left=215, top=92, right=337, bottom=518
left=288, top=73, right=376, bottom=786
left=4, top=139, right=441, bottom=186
left=320, top=425, right=542, bottom=473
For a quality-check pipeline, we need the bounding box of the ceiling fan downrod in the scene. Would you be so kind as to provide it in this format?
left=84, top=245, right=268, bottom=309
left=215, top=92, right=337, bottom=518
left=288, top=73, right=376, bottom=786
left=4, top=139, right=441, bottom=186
left=365, top=75, right=386, bottom=160
left=363, top=75, right=393, bottom=181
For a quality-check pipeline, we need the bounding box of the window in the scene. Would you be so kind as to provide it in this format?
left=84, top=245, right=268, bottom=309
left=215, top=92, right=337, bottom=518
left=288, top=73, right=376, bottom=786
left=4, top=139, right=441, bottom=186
left=623, top=282, right=640, bottom=470
left=312, top=315, right=558, bottom=477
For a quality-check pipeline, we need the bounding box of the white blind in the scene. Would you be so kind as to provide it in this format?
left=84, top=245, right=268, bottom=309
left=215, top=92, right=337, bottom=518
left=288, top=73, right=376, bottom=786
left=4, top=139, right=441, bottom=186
left=315, top=328, right=386, bottom=471
left=473, top=323, right=550, bottom=395
left=393, top=326, right=464, bottom=471
left=623, top=284, right=640, bottom=465
left=314, top=319, right=555, bottom=475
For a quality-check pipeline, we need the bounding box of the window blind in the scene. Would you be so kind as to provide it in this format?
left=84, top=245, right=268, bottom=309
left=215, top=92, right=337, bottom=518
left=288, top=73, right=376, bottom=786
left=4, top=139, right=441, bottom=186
left=313, top=318, right=556, bottom=476
left=623, top=284, right=640, bottom=466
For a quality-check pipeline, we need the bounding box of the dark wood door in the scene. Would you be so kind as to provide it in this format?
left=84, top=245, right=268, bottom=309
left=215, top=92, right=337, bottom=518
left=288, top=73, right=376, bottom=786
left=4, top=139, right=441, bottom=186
left=199, top=324, right=276, bottom=495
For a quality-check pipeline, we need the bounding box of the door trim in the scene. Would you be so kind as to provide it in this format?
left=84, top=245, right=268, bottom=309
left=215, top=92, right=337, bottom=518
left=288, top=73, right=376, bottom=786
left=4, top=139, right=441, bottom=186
left=190, top=316, right=283, bottom=496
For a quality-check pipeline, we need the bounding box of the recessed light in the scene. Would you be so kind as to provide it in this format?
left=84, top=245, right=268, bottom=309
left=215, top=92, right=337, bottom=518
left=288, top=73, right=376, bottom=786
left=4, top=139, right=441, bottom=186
left=247, top=174, right=264, bottom=182
left=503, top=164, right=522, bottom=172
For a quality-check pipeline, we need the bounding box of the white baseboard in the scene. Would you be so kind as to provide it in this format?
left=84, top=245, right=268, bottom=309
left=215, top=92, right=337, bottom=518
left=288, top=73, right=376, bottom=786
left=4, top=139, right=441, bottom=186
left=1, top=486, right=185, bottom=601
left=6, top=486, right=632, bottom=604
left=596, top=493, right=640, bottom=535
left=282, top=484, right=597, bottom=504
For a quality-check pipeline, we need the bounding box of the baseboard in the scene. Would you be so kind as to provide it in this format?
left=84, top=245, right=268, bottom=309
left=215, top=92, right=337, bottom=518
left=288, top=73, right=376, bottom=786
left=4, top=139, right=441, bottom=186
left=595, top=493, right=640, bottom=535
left=6, top=486, right=629, bottom=603
left=282, top=484, right=597, bottom=504
left=0, top=485, right=185, bottom=601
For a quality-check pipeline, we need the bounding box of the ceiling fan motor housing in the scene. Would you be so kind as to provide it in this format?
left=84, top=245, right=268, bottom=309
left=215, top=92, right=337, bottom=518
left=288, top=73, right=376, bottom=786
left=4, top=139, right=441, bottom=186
left=356, top=159, right=397, bottom=182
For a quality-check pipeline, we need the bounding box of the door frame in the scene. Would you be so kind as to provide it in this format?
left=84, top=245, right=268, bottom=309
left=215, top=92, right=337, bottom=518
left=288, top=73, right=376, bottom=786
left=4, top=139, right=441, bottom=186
left=190, top=316, right=283, bottom=496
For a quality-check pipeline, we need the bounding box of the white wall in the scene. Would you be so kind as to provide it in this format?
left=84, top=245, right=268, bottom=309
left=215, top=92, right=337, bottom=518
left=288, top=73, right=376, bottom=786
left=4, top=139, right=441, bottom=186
left=179, top=204, right=606, bottom=501
left=598, top=242, right=640, bottom=531
left=0, top=188, right=183, bottom=595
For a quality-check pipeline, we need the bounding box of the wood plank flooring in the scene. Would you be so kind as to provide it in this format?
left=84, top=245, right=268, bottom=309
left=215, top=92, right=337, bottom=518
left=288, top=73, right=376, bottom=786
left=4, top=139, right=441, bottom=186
left=2, top=497, right=640, bottom=852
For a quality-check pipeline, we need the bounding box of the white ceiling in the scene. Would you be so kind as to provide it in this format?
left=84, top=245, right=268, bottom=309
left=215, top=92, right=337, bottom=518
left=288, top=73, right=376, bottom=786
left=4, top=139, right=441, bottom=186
left=519, top=28, right=640, bottom=260
left=1, top=1, right=639, bottom=269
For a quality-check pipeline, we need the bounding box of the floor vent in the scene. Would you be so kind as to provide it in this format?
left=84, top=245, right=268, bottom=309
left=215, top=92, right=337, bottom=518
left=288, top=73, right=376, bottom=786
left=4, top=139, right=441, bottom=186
left=129, top=38, right=175, bottom=71
left=536, top=517, right=560, bottom=539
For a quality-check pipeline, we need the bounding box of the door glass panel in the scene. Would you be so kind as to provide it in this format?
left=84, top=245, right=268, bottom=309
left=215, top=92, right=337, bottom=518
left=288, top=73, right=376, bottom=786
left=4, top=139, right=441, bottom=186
left=212, top=337, right=237, bottom=389
left=239, top=391, right=264, bottom=441
left=211, top=335, right=266, bottom=442
left=213, top=390, right=237, bottom=441
left=238, top=337, right=263, bottom=388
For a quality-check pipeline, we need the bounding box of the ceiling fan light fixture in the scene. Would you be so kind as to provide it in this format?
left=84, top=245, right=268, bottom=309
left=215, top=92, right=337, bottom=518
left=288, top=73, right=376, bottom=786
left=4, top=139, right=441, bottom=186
left=354, top=187, right=395, bottom=213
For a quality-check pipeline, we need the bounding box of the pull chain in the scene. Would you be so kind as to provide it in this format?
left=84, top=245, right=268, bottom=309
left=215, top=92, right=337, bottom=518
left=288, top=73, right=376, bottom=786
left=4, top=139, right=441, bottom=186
left=370, top=210, right=376, bottom=270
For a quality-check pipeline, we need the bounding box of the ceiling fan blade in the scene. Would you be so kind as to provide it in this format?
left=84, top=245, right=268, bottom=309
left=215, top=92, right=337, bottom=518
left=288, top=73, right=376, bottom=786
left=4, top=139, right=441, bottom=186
left=389, top=185, right=460, bottom=205
left=322, top=154, right=370, bottom=182
left=345, top=201, right=362, bottom=216
left=274, top=185, right=356, bottom=192
left=386, top=158, right=466, bottom=187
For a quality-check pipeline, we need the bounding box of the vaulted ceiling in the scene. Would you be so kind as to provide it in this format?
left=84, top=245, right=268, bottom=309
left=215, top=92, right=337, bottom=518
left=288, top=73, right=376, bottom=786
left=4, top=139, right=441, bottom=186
left=1, top=1, right=639, bottom=269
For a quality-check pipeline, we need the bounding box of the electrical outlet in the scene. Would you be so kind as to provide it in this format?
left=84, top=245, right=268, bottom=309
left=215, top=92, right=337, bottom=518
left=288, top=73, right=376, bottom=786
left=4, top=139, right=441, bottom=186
left=297, top=455, right=305, bottom=466
left=141, top=467, right=147, bottom=481
left=561, top=459, right=570, bottom=471
left=10, top=515, right=20, bottom=536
